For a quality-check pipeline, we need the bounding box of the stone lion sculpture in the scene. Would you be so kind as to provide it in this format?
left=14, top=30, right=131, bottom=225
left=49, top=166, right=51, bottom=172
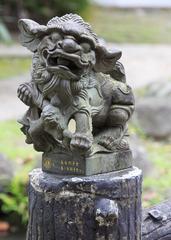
left=18, top=14, right=134, bottom=172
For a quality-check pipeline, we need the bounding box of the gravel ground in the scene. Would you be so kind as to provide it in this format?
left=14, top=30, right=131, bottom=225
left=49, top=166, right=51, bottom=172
left=111, top=44, right=171, bottom=88
left=0, top=44, right=171, bottom=120
left=0, top=74, right=29, bottom=121
left=0, top=44, right=31, bottom=58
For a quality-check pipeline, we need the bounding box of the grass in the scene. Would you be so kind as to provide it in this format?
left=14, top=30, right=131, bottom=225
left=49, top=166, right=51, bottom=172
left=0, top=58, right=31, bottom=80
left=142, top=140, right=171, bottom=207
left=129, top=123, right=171, bottom=208
left=0, top=120, right=36, bottom=163
left=88, top=7, right=171, bottom=43
left=0, top=120, right=37, bottom=227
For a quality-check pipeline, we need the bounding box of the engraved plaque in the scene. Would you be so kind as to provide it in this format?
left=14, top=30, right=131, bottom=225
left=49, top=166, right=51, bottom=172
left=42, top=152, right=85, bottom=175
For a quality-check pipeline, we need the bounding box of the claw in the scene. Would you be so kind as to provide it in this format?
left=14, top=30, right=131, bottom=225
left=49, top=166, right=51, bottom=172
left=98, top=136, right=116, bottom=150
left=70, top=133, right=93, bottom=152
left=17, top=84, right=33, bottom=106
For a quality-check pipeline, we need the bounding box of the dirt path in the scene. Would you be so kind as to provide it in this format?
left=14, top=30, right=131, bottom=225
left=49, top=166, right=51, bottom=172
left=0, top=44, right=171, bottom=120
left=110, top=44, right=171, bottom=88
left=0, top=44, right=31, bottom=58
left=0, top=74, right=29, bottom=121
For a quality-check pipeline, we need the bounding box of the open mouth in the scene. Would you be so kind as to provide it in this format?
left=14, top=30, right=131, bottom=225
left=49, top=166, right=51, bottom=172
left=47, top=56, right=83, bottom=75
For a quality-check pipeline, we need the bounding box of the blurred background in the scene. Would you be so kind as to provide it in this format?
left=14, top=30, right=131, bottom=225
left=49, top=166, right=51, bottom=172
left=0, top=0, right=171, bottom=239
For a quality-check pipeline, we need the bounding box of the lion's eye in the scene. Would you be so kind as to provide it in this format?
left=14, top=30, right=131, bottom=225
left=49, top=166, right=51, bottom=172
left=51, top=32, right=62, bottom=42
left=80, top=42, right=91, bottom=53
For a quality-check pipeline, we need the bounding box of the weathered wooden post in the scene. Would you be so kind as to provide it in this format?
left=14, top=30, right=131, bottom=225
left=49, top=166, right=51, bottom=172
left=142, top=200, right=171, bottom=240
left=17, top=14, right=142, bottom=239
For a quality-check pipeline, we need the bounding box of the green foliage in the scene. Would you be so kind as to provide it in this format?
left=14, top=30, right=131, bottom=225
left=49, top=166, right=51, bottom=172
left=129, top=122, right=171, bottom=208
left=24, top=0, right=90, bottom=21
left=89, top=7, right=171, bottom=43
left=0, top=58, right=31, bottom=80
left=1, top=0, right=90, bottom=26
left=0, top=166, right=32, bottom=225
left=143, top=141, right=171, bottom=206
left=0, top=120, right=36, bottom=160
left=0, top=121, right=36, bottom=226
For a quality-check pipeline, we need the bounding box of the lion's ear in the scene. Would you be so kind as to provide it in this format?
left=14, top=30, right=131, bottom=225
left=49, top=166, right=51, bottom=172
left=94, top=44, right=122, bottom=73
left=18, top=19, right=47, bottom=52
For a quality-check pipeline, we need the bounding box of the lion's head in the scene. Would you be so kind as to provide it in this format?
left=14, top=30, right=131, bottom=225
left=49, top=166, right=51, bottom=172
left=18, top=14, right=122, bottom=82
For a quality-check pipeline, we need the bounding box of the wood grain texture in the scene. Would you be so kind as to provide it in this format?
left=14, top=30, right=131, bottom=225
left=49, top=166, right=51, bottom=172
left=142, top=200, right=171, bottom=240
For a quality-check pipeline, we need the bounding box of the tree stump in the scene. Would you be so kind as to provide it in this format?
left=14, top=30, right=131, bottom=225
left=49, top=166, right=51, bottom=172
left=26, top=167, right=142, bottom=240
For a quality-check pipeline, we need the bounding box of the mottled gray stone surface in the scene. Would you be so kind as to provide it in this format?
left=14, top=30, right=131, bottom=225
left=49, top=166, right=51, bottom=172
left=144, top=80, right=171, bottom=98
left=135, top=97, right=171, bottom=139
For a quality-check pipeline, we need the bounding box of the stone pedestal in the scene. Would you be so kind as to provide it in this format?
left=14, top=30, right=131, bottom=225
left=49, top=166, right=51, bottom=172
left=42, top=150, right=133, bottom=176
left=26, top=167, right=142, bottom=240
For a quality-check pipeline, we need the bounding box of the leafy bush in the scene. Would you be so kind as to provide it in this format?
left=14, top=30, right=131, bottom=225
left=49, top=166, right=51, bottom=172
left=0, top=121, right=36, bottom=228
left=1, top=0, right=90, bottom=30
left=0, top=165, right=32, bottom=227
left=24, top=0, right=90, bottom=22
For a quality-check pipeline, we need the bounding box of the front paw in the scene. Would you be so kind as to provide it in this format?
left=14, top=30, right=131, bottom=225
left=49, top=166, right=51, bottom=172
left=98, top=136, right=129, bottom=151
left=98, top=136, right=117, bottom=150
left=17, top=84, right=33, bottom=106
left=70, top=133, right=93, bottom=152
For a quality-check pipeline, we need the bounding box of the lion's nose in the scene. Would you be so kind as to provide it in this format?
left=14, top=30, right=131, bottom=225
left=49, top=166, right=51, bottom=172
left=62, top=39, right=80, bottom=53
